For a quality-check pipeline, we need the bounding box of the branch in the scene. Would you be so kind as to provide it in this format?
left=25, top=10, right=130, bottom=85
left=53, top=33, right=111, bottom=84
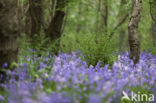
left=109, top=13, right=129, bottom=38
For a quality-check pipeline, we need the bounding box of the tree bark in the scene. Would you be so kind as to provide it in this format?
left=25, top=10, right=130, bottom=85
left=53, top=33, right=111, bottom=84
left=28, top=0, right=44, bottom=37
left=101, top=0, right=108, bottom=33
left=119, top=31, right=125, bottom=51
left=118, top=0, right=127, bottom=51
left=17, top=0, right=25, bottom=33
left=51, top=0, right=56, bottom=19
left=103, top=0, right=108, bottom=29
left=0, top=0, right=18, bottom=81
left=128, top=0, right=142, bottom=64
left=47, top=0, right=66, bottom=41
left=95, top=0, right=101, bottom=30
left=152, top=22, right=156, bottom=46
left=25, top=3, right=32, bottom=36
left=76, top=1, right=82, bottom=33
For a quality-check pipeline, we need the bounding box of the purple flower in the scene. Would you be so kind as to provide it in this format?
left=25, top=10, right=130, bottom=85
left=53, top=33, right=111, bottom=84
left=40, top=62, right=46, bottom=68
left=1, top=51, right=155, bottom=103
left=2, top=62, right=8, bottom=68
left=0, top=95, right=5, bottom=101
left=88, top=95, right=101, bottom=103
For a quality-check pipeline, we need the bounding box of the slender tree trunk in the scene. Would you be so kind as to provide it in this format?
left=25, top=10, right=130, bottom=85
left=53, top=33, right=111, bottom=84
left=51, top=0, right=56, bottom=19
left=95, top=0, right=103, bottom=44
left=95, top=0, right=101, bottom=30
left=61, top=8, right=68, bottom=33
left=17, top=0, right=24, bottom=33
left=150, top=0, right=156, bottom=46
left=128, top=0, right=142, bottom=64
left=47, top=0, right=66, bottom=41
left=152, top=22, right=156, bottom=46
left=101, top=0, right=108, bottom=33
left=0, top=0, right=18, bottom=81
left=25, top=4, right=32, bottom=36
left=28, top=0, right=44, bottom=37
left=104, top=0, right=108, bottom=29
left=118, top=0, right=127, bottom=51
left=76, top=1, right=82, bottom=33
left=119, top=31, right=125, bottom=51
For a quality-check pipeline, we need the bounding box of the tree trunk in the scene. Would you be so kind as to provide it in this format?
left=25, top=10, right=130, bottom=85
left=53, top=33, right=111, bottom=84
left=51, top=0, right=56, bottom=19
left=118, top=0, right=127, bottom=51
left=17, top=0, right=25, bottom=33
left=128, top=0, right=142, bottom=64
left=28, top=0, right=44, bottom=37
left=25, top=6, right=32, bottom=36
left=95, top=0, right=101, bottom=30
left=119, top=31, right=125, bottom=51
left=0, top=0, right=18, bottom=81
left=101, top=0, right=108, bottom=33
left=152, top=22, right=156, bottom=46
left=76, top=1, right=82, bottom=33
left=47, top=0, right=66, bottom=41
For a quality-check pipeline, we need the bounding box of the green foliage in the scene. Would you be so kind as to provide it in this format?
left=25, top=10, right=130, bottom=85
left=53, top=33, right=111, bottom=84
left=150, top=0, right=156, bottom=22
left=18, top=30, right=55, bottom=79
left=17, top=0, right=156, bottom=69
left=60, top=31, right=118, bottom=66
left=18, top=29, right=52, bottom=56
left=138, top=0, right=156, bottom=54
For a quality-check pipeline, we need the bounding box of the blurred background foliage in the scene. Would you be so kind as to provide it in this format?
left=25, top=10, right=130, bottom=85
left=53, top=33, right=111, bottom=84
left=18, top=0, right=156, bottom=66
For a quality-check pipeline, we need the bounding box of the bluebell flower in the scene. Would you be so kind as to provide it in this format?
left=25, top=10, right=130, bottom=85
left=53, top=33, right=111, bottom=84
left=0, top=95, right=5, bottom=101
left=40, top=62, right=46, bottom=69
left=2, top=62, right=8, bottom=68
left=88, top=95, right=101, bottom=103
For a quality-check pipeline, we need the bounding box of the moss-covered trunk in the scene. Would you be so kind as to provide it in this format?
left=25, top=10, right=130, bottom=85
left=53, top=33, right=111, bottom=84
left=47, top=0, right=66, bottom=41
left=0, top=0, right=18, bottom=81
left=152, top=23, right=156, bottom=46
left=29, top=0, right=44, bottom=37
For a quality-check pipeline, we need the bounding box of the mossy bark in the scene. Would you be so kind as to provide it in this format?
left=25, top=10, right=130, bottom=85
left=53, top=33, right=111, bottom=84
left=46, top=0, right=66, bottom=53
left=0, top=0, right=19, bottom=81
left=29, top=0, right=44, bottom=37
left=152, top=23, right=156, bottom=46
left=47, top=0, right=66, bottom=41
